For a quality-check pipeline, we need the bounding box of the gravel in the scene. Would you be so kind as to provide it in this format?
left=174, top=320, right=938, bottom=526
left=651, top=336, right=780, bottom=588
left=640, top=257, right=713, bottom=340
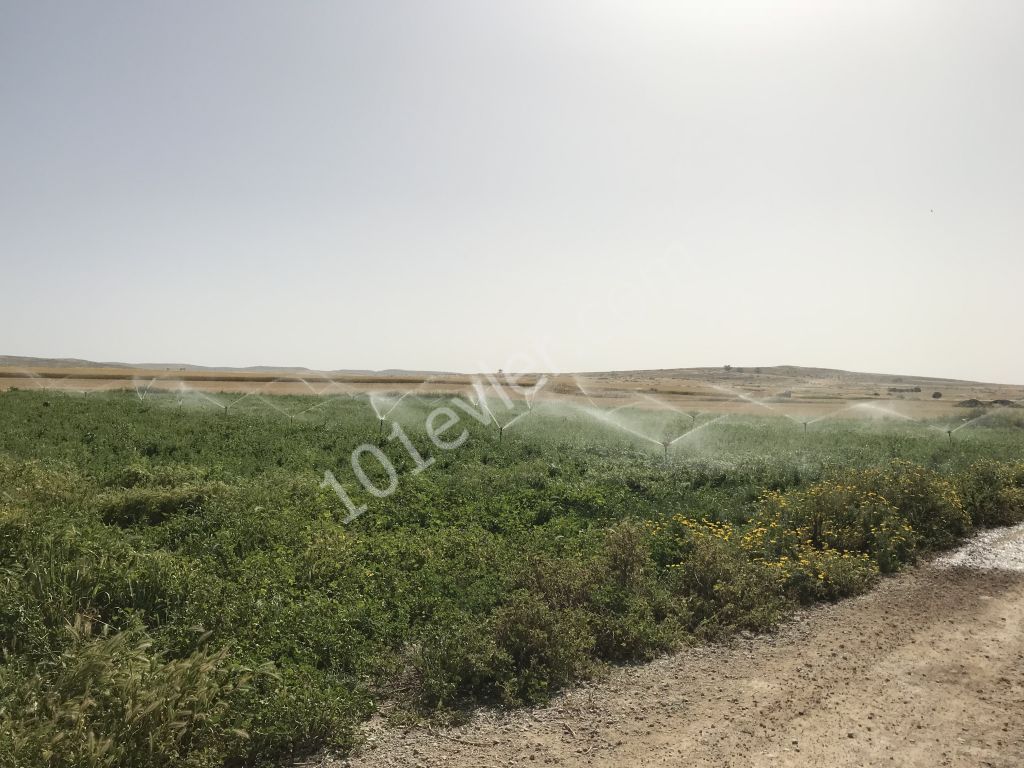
left=934, top=521, right=1024, bottom=572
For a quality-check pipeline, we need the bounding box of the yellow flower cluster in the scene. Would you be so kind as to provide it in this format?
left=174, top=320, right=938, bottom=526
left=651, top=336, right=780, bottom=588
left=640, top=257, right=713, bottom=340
left=646, top=468, right=930, bottom=586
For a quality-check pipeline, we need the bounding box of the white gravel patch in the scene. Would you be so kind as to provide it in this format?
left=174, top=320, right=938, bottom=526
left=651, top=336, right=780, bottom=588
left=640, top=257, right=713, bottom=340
left=935, top=522, right=1024, bottom=572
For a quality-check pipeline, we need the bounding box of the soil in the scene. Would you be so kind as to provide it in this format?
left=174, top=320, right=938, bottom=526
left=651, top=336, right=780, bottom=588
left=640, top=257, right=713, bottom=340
left=331, top=526, right=1024, bottom=768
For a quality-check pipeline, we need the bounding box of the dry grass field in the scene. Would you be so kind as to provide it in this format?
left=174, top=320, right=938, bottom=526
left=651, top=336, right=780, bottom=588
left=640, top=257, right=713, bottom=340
left=2, top=359, right=1021, bottom=422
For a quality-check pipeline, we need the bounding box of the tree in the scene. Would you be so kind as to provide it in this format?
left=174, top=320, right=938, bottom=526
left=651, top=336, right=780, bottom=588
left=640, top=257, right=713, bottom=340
left=932, top=391, right=943, bottom=399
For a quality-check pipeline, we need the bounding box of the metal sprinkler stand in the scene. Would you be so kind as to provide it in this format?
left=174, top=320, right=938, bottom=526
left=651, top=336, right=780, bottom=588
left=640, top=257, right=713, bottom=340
left=378, top=418, right=386, bottom=437
left=947, top=429, right=953, bottom=444
left=803, top=421, right=808, bottom=434
left=498, top=425, right=504, bottom=444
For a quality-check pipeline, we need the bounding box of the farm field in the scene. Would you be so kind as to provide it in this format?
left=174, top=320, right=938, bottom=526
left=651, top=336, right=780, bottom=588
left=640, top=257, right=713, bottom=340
left=1, top=378, right=1023, bottom=767
left=4, top=360, right=1024, bottom=420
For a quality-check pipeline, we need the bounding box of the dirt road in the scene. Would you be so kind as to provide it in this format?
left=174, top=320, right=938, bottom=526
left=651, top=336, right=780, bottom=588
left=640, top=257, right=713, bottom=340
left=338, top=528, right=1024, bottom=768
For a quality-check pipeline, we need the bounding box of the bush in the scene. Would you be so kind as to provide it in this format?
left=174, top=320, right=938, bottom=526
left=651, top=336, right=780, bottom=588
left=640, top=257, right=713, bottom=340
left=656, top=520, right=786, bottom=637
left=490, top=591, right=594, bottom=704
left=959, top=461, right=1024, bottom=527
left=867, top=461, right=969, bottom=550
left=754, top=480, right=916, bottom=574
left=588, top=521, right=681, bottom=660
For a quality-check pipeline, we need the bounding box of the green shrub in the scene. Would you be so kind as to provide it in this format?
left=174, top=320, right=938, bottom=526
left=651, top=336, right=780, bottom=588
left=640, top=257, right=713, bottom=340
left=959, top=460, right=1024, bottom=527
left=588, top=521, right=682, bottom=660
left=490, top=590, right=594, bottom=704
left=410, top=612, right=508, bottom=709
left=867, top=461, right=969, bottom=550
left=658, top=524, right=786, bottom=637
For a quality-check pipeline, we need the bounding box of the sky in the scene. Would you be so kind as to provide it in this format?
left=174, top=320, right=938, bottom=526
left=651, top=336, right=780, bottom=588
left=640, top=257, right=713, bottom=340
left=1, top=2, right=1022, bottom=383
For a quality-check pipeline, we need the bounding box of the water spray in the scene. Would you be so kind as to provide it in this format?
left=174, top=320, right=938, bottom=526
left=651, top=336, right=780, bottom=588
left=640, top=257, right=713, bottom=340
left=710, top=383, right=804, bottom=425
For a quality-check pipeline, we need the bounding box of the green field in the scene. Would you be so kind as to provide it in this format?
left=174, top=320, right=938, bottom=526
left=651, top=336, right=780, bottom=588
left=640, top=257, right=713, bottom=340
left=1, top=388, right=1022, bottom=767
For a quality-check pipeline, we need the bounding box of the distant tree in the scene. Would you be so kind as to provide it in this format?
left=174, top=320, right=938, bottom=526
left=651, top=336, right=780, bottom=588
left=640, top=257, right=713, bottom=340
left=932, top=391, right=943, bottom=399
left=724, top=365, right=732, bottom=372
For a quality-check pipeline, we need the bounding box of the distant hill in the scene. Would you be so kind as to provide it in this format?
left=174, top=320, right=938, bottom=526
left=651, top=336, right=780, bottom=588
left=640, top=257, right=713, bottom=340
left=2, top=355, right=1018, bottom=387
left=0, top=355, right=455, bottom=378
left=0, top=355, right=133, bottom=369
left=581, top=365, right=997, bottom=387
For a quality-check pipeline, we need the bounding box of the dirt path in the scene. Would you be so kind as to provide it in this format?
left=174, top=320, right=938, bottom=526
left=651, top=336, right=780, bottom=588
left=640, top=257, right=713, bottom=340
left=337, top=527, right=1024, bottom=768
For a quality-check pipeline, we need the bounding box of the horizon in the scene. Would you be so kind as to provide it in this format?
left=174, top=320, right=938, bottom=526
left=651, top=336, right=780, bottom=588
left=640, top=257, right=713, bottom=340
left=3, top=353, right=1023, bottom=387
left=2, top=3, right=1022, bottom=383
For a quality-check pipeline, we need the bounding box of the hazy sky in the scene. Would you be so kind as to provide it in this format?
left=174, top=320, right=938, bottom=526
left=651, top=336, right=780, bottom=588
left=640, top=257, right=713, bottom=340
left=2, top=2, right=1022, bottom=382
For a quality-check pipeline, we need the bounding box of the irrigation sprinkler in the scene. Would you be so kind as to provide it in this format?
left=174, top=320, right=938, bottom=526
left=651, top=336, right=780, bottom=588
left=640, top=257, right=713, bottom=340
left=803, top=421, right=808, bottom=434
left=947, top=429, right=953, bottom=444
left=498, top=425, right=505, bottom=444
